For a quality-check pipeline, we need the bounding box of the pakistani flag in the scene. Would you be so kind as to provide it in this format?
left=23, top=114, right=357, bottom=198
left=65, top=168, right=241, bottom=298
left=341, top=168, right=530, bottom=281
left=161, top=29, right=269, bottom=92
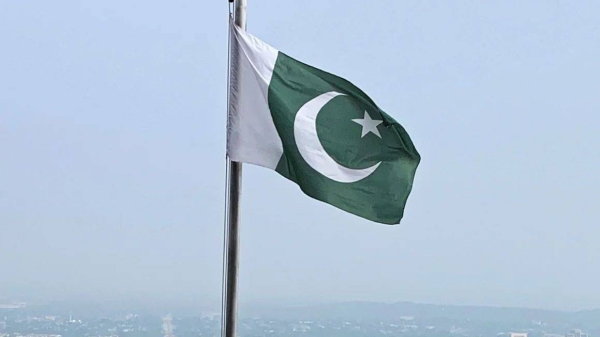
left=227, top=23, right=420, bottom=224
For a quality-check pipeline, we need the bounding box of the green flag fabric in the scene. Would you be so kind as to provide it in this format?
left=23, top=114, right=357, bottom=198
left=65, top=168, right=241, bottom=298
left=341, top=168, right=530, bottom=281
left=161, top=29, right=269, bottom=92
left=227, top=22, right=420, bottom=224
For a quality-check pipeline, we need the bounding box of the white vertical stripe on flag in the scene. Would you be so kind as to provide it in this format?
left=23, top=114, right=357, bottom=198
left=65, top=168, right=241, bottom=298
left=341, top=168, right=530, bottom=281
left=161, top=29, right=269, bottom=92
left=227, top=23, right=283, bottom=170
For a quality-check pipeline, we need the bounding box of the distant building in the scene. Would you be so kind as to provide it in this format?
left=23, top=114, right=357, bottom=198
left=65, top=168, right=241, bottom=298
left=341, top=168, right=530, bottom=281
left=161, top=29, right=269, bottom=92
left=567, top=329, right=589, bottom=337
left=0, top=302, right=26, bottom=309
left=162, top=314, right=176, bottom=337
left=510, top=333, right=528, bottom=337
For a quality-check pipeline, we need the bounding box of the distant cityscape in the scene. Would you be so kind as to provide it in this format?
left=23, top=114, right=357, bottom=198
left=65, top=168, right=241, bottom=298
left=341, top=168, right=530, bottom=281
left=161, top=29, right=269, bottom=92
left=0, top=301, right=598, bottom=337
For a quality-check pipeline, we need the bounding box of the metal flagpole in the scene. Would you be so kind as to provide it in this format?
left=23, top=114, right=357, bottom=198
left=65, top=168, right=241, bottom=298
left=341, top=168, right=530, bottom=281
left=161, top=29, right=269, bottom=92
left=223, top=1, right=246, bottom=337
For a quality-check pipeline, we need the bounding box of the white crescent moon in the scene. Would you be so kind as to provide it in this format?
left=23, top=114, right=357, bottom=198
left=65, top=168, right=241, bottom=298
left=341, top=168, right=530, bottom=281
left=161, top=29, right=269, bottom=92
left=293, top=91, right=381, bottom=183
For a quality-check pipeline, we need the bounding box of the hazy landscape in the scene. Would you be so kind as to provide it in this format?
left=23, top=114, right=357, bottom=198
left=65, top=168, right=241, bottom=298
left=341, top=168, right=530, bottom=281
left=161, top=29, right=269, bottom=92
left=1, top=300, right=598, bottom=337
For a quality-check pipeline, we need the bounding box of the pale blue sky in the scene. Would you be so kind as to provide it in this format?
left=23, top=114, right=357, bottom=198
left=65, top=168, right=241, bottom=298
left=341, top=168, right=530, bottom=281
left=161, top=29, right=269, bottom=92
left=1, top=1, right=599, bottom=311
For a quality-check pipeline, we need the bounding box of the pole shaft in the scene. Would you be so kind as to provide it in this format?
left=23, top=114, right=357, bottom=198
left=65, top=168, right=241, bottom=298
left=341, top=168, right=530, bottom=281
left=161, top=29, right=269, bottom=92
left=223, top=1, right=246, bottom=337
left=223, top=161, right=241, bottom=337
left=234, top=0, right=247, bottom=29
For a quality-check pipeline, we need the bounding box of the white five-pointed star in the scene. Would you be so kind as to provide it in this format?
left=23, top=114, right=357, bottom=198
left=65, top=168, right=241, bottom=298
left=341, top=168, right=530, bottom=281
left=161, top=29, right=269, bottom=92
left=352, top=111, right=383, bottom=138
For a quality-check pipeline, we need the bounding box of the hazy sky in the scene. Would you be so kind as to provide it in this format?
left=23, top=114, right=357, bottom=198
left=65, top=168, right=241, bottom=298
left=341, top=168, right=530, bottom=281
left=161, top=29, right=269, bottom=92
left=1, top=1, right=599, bottom=311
